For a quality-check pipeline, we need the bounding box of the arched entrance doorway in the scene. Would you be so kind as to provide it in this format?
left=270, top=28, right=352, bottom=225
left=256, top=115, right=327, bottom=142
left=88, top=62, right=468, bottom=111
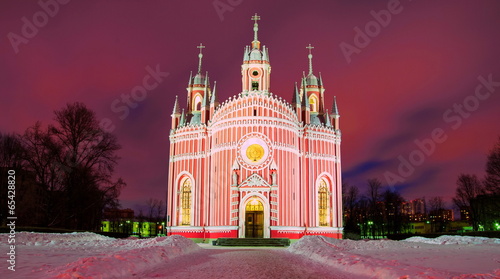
left=245, top=199, right=264, bottom=238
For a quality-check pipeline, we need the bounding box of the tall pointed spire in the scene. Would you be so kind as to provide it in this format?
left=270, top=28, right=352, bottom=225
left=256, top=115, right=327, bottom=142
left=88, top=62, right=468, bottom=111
left=179, top=109, right=186, bottom=127
left=262, top=45, right=268, bottom=61
left=243, top=46, right=249, bottom=61
left=172, top=95, right=180, bottom=115
left=306, top=44, right=314, bottom=75
left=325, top=109, right=331, bottom=126
left=202, top=90, right=208, bottom=108
left=292, top=82, right=300, bottom=105
left=197, top=43, right=205, bottom=74
left=302, top=78, right=309, bottom=109
left=332, top=96, right=339, bottom=115
left=188, top=71, right=192, bottom=86
left=251, top=13, right=261, bottom=49
left=210, top=81, right=218, bottom=104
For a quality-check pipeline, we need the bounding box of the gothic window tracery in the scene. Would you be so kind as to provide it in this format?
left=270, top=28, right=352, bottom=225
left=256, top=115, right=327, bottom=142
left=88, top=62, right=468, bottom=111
left=318, top=178, right=330, bottom=226
left=180, top=178, right=192, bottom=226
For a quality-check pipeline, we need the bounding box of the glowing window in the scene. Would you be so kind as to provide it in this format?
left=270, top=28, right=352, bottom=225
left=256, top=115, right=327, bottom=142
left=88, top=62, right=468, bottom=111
left=180, top=178, right=191, bottom=226
left=193, top=94, right=202, bottom=111
left=309, top=95, right=318, bottom=112
left=246, top=199, right=263, bottom=211
left=318, top=179, right=330, bottom=226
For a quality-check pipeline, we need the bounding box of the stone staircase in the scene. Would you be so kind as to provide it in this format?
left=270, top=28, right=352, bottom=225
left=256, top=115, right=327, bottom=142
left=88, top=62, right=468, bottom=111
left=215, top=238, right=290, bottom=247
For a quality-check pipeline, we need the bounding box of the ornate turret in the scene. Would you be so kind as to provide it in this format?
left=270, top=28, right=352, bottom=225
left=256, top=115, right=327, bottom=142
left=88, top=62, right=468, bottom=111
left=181, top=44, right=215, bottom=126
left=241, top=14, right=271, bottom=94
left=171, top=44, right=220, bottom=129
left=187, top=44, right=211, bottom=114
left=296, top=44, right=329, bottom=125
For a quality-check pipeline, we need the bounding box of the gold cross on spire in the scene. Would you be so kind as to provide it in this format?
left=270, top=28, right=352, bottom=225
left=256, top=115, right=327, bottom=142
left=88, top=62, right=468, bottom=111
left=251, top=13, right=261, bottom=24
left=306, top=44, right=314, bottom=75
left=306, top=44, right=314, bottom=54
left=197, top=43, right=205, bottom=74
left=251, top=13, right=261, bottom=44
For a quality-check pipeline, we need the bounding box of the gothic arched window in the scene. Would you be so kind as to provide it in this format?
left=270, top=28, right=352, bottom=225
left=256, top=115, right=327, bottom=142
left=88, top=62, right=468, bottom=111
left=180, top=178, right=192, bottom=226
left=252, top=81, right=259, bottom=90
left=318, top=179, right=330, bottom=226
left=193, top=94, right=202, bottom=111
left=309, top=95, right=318, bottom=112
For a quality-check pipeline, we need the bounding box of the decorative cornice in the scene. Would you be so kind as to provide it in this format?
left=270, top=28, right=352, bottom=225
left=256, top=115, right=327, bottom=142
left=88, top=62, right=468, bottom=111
left=304, top=152, right=338, bottom=162
left=210, top=117, right=300, bottom=134
left=170, top=152, right=206, bottom=162
left=240, top=173, right=271, bottom=188
left=211, top=92, right=298, bottom=123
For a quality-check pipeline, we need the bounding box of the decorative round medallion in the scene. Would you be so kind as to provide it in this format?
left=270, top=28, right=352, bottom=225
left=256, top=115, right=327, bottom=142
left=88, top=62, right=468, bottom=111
left=249, top=68, right=262, bottom=78
left=237, top=133, right=273, bottom=170
left=246, top=144, right=265, bottom=162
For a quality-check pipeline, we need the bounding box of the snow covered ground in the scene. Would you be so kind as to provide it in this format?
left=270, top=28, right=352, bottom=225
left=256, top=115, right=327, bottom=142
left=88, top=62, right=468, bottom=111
left=1, top=232, right=499, bottom=278
left=289, top=235, right=500, bottom=278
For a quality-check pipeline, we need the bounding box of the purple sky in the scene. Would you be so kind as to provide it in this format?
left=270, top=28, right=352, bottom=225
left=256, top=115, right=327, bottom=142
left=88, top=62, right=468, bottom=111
left=1, top=0, right=499, bottom=212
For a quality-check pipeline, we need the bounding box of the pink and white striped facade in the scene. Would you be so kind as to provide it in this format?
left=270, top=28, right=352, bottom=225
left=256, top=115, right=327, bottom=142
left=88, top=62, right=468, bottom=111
left=167, top=16, right=342, bottom=240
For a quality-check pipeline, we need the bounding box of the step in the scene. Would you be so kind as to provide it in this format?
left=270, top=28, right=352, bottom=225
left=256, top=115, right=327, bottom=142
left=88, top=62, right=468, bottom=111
left=215, top=238, right=290, bottom=247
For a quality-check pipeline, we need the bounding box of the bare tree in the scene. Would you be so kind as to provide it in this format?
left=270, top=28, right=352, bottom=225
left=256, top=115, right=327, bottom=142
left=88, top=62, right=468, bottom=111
left=484, top=136, right=500, bottom=195
left=145, top=198, right=166, bottom=236
left=428, top=196, right=447, bottom=232
left=0, top=132, right=25, bottom=226
left=429, top=196, right=445, bottom=212
left=342, top=182, right=360, bottom=235
left=156, top=199, right=165, bottom=222
left=453, top=174, right=483, bottom=231
left=0, top=132, right=25, bottom=168
left=22, top=122, right=62, bottom=191
left=366, top=178, right=383, bottom=238
left=381, top=188, right=405, bottom=235
left=367, top=178, right=382, bottom=205
left=46, top=102, right=124, bottom=230
left=344, top=183, right=359, bottom=213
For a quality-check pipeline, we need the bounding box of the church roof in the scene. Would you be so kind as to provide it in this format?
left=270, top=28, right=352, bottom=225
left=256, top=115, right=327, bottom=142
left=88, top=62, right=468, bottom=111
left=192, top=73, right=206, bottom=85
left=249, top=48, right=262, bottom=60
left=305, top=73, right=319, bottom=86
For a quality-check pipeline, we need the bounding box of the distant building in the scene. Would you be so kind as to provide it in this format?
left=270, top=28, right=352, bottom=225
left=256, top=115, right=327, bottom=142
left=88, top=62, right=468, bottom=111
left=459, top=207, right=471, bottom=221
left=101, top=208, right=167, bottom=237
left=101, top=220, right=165, bottom=237
left=402, top=199, right=426, bottom=222
left=403, top=221, right=472, bottom=234
left=404, top=222, right=431, bottom=234
left=429, top=209, right=454, bottom=222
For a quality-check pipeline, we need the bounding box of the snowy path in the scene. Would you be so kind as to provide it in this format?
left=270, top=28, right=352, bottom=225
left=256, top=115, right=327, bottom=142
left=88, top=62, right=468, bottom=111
left=3, top=233, right=499, bottom=278
left=137, top=247, right=356, bottom=279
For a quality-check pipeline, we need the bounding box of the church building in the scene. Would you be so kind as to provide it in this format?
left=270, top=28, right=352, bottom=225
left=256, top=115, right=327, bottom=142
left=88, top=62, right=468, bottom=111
left=167, top=14, right=343, bottom=240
